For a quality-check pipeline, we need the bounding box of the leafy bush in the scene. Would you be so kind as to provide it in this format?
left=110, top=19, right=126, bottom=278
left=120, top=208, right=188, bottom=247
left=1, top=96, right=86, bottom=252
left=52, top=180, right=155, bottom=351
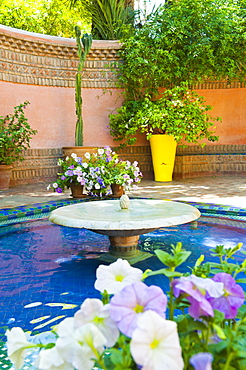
left=109, top=84, right=220, bottom=146
left=0, top=102, right=37, bottom=165
left=117, top=0, right=246, bottom=99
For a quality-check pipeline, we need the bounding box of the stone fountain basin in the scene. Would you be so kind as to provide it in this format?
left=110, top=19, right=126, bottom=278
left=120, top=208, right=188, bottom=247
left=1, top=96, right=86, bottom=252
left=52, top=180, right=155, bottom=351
left=49, top=199, right=201, bottom=237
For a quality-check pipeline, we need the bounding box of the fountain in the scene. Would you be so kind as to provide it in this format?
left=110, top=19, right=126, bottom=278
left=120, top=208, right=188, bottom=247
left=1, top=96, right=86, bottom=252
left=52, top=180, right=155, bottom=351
left=49, top=196, right=200, bottom=263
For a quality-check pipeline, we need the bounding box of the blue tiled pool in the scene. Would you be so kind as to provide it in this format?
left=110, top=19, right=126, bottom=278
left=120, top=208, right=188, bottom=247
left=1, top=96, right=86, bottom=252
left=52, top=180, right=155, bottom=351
left=0, top=205, right=246, bottom=344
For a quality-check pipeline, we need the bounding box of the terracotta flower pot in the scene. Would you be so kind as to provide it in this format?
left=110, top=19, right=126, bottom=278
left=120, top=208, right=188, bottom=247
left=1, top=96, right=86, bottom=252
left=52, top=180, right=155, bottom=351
left=0, top=165, right=13, bottom=190
left=70, top=183, right=86, bottom=198
left=111, top=184, right=125, bottom=197
left=63, top=147, right=98, bottom=159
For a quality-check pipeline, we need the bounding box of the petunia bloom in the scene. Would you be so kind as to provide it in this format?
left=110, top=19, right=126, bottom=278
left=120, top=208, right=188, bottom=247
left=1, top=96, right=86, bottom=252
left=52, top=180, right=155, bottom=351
left=55, top=318, right=106, bottom=370
left=36, top=346, right=73, bottom=370
left=190, top=352, right=213, bottom=370
left=130, top=310, right=184, bottom=370
left=208, top=273, right=245, bottom=319
left=172, top=275, right=224, bottom=319
left=6, top=327, right=35, bottom=369
left=74, top=298, right=119, bottom=347
left=110, top=281, right=167, bottom=337
left=94, top=258, right=143, bottom=294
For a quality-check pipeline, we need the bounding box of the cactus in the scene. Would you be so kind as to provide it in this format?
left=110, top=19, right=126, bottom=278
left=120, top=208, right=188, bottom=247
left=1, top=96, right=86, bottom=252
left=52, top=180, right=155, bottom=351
left=75, top=27, right=92, bottom=146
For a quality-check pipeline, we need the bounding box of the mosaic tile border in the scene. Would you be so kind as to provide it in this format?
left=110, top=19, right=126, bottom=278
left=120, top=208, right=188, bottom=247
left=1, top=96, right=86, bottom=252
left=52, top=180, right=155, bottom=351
left=0, top=197, right=246, bottom=226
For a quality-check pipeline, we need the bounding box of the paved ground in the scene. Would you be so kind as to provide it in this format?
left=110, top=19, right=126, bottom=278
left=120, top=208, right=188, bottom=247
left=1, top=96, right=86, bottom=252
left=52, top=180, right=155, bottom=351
left=0, top=175, right=246, bottom=209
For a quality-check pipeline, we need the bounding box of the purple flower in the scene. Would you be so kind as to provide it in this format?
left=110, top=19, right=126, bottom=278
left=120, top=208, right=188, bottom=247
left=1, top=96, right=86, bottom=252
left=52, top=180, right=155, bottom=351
left=75, top=156, right=82, bottom=164
left=56, top=187, right=63, bottom=193
left=109, top=281, right=167, bottom=337
left=60, top=175, right=66, bottom=180
left=190, top=353, right=213, bottom=370
left=65, top=170, right=74, bottom=177
left=172, top=275, right=224, bottom=319
left=207, top=273, right=245, bottom=319
left=68, top=165, right=75, bottom=169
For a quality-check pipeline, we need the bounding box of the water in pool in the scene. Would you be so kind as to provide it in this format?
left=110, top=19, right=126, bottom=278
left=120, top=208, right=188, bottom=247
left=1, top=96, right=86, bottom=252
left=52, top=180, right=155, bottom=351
left=0, top=216, right=245, bottom=342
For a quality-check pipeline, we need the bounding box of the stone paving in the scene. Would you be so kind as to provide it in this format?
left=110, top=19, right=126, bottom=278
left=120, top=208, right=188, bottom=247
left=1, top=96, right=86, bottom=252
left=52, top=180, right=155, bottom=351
left=0, top=175, right=245, bottom=209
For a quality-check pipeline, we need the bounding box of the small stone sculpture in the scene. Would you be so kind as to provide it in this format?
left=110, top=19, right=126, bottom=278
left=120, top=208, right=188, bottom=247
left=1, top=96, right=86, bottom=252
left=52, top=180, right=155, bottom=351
left=119, top=194, right=130, bottom=209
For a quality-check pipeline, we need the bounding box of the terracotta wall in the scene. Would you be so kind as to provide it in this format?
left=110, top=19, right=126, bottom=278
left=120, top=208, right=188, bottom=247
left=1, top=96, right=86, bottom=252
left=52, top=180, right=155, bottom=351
left=0, top=24, right=245, bottom=184
left=195, top=88, right=246, bottom=146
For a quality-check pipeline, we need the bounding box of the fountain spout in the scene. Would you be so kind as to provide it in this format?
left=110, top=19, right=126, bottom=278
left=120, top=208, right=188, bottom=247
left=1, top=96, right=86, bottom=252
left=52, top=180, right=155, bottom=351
left=119, top=194, right=130, bottom=209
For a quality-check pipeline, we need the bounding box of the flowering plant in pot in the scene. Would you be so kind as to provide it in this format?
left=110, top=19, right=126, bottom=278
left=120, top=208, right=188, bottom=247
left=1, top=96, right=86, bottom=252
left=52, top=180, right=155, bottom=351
left=96, top=146, right=142, bottom=194
left=6, top=241, right=246, bottom=370
left=50, top=147, right=142, bottom=197
left=48, top=153, right=90, bottom=196
left=0, top=101, right=37, bottom=190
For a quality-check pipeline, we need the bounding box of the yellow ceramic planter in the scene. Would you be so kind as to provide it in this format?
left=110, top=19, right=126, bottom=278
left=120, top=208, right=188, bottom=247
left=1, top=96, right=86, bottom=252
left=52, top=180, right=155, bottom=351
left=149, top=135, right=177, bottom=182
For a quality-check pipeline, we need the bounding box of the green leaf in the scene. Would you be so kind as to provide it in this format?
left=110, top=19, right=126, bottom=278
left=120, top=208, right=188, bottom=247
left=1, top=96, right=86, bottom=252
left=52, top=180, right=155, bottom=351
left=187, top=319, right=207, bottom=332
left=194, top=254, right=205, bottom=268
left=154, top=250, right=176, bottom=268
left=212, top=323, right=227, bottom=340
left=236, top=278, right=246, bottom=284
left=110, top=349, right=124, bottom=365
left=146, top=269, right=182, bottom=278
left=174, top=251, right=192, bottom=267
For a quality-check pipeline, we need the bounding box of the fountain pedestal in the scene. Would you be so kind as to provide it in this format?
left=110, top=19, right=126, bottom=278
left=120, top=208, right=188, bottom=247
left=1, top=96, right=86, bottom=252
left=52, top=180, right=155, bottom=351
left=49, top=199, right=200, bottom=264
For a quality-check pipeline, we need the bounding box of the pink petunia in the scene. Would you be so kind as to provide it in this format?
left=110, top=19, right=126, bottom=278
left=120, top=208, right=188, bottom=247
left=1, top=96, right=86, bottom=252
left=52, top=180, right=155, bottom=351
left=109, top=281, right=167, bottom=337
left=207, top=273, right=245, bottom=319
left=172, top=275, right=224, bottom=319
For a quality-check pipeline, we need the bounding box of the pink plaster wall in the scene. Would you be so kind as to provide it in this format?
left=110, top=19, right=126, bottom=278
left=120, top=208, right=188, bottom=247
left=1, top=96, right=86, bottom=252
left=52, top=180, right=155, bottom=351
left=197, top=88, right=246, bottom=145
left=1, top=80, right=77, bottom=148
left=0, top=80, right=148, bottom=149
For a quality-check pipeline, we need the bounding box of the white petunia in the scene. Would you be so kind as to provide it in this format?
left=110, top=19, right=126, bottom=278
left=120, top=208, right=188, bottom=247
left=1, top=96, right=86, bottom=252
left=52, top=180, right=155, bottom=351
left=98, top=148, right=104, bottom=155
left=57, top=323, right=106, bottom=370
left=130, top=310, right=184, bottom=370
left=6, top=327, right=35, bottom=369
left=74, top=298, right=119, bottom=346
left=36, top=346, right=73, bottom=370
left=82, top=162, right=88, bottom=168
left=84, top=152, right=90, bottom=159
left=95, top=183, right=100, bottom=189
left=71, top=153, right=77, bottom=159
left=52, top=183, right=58, bottom=189
left=94, top=258, right=143, bottom=294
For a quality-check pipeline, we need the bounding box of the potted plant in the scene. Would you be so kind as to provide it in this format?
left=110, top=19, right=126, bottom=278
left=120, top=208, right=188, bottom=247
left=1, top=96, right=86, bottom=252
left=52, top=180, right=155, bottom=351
left=48, top=153, right=90, bottom=198
left=0, top=101, right=37, bottom=190
left=109, top=84, right=220, bottom=181
left=85, top=146, right=142, bottom=196
left=50, top=146, right=142, bottom=197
